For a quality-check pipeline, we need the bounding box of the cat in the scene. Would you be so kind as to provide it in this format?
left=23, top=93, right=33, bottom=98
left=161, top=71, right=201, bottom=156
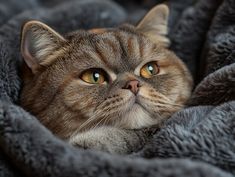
left=20, top=4, right=193, bottom=154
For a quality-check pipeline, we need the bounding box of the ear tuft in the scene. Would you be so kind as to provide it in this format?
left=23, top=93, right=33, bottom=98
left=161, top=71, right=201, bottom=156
left=137, top=4, right=170, bottom=47
left=21, top=20, right=66, bottom=73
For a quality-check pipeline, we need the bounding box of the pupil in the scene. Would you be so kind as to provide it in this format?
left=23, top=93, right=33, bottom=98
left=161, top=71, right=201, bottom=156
left=93, top=72, right=99, bottom=82
left=148, top=65, right=154, bottom=73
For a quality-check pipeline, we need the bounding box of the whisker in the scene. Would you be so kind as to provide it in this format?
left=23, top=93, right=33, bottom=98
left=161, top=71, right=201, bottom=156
left=158, top=101, right=183, bottom=107
left=78, top=109, right=104, bottom=131
left=91, top=117, right=105, bottom=130
left=78, top=101, right=120, bottom=131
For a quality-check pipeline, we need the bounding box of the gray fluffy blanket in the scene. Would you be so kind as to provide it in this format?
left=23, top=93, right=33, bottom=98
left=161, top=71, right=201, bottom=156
left=0, top=0, right=235, bottom=176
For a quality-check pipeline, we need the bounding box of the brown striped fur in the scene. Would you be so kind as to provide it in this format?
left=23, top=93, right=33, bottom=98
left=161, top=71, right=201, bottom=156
left=20, top=4, right=193, bottom=152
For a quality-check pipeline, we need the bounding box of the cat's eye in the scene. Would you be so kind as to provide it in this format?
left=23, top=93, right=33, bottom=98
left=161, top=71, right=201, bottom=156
left=140, top=62, right=159, bottom=78
left=80, top=69, right=107, bottom=84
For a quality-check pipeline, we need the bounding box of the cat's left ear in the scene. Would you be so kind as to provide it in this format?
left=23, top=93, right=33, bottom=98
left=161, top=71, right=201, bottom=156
left=21, top=20, right=66, bottom=74
left=137, top=4, right=170, bottom=47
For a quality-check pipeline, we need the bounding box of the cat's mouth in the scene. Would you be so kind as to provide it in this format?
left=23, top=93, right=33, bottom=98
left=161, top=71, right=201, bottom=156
left=91, top=91, right=157, bottom=129
left=124, top=94, right=151, bottom=116
left=130, top=96, right=145, bottom=109
left=114, top=95, right=156, bottom=129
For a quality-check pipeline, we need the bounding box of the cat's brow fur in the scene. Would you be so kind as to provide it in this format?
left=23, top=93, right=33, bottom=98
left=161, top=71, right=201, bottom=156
left=20, top=24, right=192, bottom=140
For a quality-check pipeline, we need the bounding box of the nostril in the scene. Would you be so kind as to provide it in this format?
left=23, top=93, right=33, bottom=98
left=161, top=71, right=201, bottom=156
left=122, top=80, right=140, bottom=95
left=127, top=84, right=132, bottom=90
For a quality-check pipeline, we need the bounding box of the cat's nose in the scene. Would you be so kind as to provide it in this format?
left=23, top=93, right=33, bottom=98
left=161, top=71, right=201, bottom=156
left=122, top=80, right=140, bottom=95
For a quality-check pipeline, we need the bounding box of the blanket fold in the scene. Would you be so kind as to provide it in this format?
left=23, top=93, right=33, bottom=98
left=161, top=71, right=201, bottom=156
left=0, top=102, right=234, bottom=177
left=0, top=0, right=235, bottom=176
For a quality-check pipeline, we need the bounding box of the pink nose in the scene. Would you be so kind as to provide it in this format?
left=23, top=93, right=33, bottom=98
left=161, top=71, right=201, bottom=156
left=123, top=80, right=140, bottom=95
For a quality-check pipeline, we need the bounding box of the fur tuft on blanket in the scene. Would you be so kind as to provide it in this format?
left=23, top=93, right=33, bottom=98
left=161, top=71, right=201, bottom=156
left=0, top=0, right=235, bottom=176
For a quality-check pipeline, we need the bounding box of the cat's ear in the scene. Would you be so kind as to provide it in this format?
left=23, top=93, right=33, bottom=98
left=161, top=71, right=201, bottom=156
left=137, top=4, right=170, bottom=47
left=21, top=20, right=66, bottom=73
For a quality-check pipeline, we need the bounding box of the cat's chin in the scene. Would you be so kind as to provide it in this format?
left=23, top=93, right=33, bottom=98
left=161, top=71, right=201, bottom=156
left=114, top=103, right=157, bottom=129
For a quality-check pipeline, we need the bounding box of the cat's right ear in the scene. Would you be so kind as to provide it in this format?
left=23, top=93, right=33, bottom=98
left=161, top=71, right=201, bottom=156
left=137, top=4, right=170, bottom=47
left=21, top=21, right=66, bottom=74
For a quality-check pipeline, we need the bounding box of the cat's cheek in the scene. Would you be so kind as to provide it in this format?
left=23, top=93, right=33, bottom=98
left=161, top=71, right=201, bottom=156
left=165, top=76, right=191, bottom=104
left=138, top=85, right=151, bottom=97
left=62, top=81, right=95, bottom=109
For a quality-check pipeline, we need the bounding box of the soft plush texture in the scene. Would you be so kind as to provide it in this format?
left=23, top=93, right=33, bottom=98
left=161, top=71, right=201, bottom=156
left=0, top=0, right=235, bottom=177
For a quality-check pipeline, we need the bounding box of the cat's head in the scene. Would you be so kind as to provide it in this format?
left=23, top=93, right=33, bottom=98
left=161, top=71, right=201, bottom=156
left=20, top=4, right=193, bottom=139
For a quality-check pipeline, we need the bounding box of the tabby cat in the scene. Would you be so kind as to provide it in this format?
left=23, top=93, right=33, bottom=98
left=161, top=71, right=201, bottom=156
left=20, top=4, right=193, bottom=154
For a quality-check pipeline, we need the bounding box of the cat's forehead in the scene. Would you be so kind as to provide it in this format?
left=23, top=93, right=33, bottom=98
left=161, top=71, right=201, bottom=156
left=65, top=26, right=160, bottom=72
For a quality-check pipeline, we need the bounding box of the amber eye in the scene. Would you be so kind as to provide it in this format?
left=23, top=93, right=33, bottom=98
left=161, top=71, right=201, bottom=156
left=140, top=62, right=159, bottom=78
left=80, top=69, right=107, bottom=84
